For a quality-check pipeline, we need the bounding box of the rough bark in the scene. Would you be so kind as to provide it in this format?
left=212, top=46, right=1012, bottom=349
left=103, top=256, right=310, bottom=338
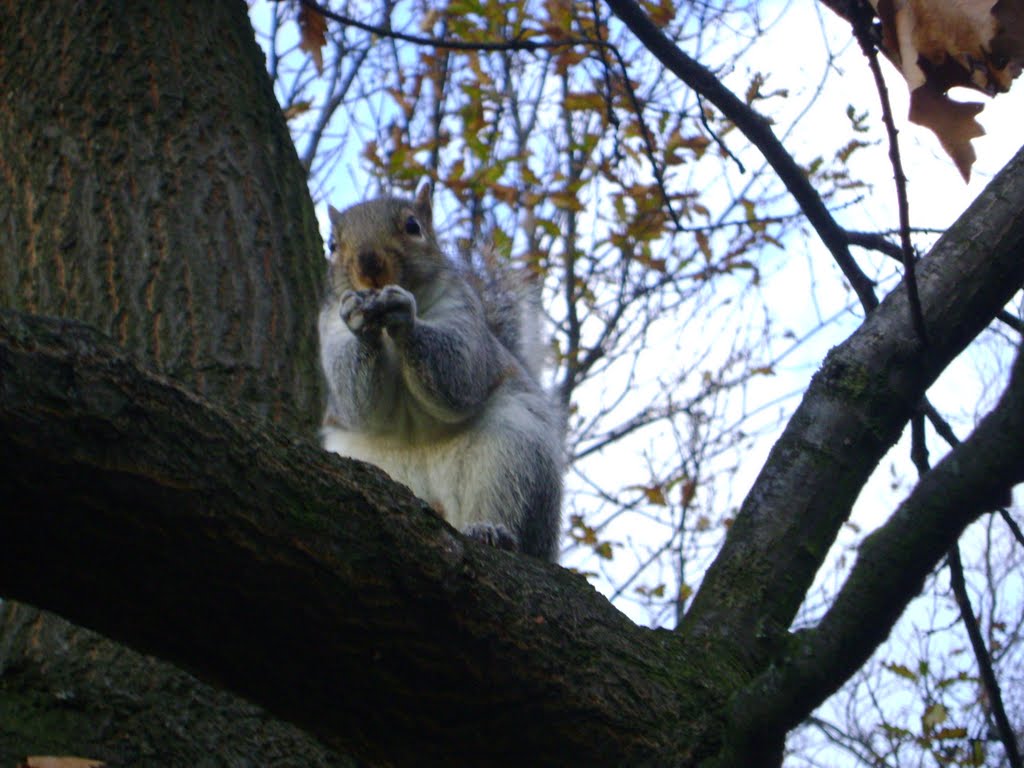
left=0, top=0, right=328, bottom=762
left=683, top=144, right=1024, bottom=665
left=0, top=310, right=717, bottom=767
left=722, top=345, right=1024, bottom=765
left=0, top=0, right=324, bottom=432
left=2, top=0, right=1024, bottom=765
left=0, top=602, right=351, bottom=767
left=1, top=143, right=1023, bottom=763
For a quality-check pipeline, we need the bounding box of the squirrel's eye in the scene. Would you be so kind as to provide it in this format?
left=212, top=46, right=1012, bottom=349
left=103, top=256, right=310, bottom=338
left=404, top=215, right=422, bottom=237
left=327, top=235, right=336, bottom=253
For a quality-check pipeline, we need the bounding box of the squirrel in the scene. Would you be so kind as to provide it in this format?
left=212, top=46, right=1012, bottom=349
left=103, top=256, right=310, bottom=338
left=318, top=183, right=563, bottom=561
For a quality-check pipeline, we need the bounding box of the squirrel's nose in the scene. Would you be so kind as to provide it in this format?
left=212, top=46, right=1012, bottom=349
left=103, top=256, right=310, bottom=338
left=357, top=249, right=388, bottom=285
left=358, top=249, right=384, bottom=275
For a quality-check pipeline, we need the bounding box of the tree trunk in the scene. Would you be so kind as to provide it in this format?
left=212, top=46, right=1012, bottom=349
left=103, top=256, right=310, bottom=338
left=0, top=0, right=324, bottom=432
left=2, top=1, right=1024, bottom=766
left=0, top=0, right=330, bottom=763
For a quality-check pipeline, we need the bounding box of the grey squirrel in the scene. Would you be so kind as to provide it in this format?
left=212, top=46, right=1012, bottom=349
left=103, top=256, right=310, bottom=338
left=318, top=184, right=563, bottom=561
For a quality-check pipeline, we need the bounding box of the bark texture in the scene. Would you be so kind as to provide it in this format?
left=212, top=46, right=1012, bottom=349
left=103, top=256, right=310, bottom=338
left=0, top=310, right=715, bottom=767
left=684, top=144, right=1024, bottom=664
left=0, top=602, right=351, bottom=767
left=1, top=138, right=1023, bottom=760
left=0, top=1, right=329, bottom=762
left=0, top=0, right=324, bottom=433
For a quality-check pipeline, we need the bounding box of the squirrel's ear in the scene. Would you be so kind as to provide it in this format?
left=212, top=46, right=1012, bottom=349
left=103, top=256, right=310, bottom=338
left=327, top=204, right=343, bottom=227
left=414, top=180, right=433, bottom=223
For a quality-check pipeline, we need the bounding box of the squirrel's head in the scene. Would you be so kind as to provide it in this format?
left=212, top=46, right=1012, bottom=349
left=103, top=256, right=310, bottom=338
left=326, top=183, right=444, bottom=293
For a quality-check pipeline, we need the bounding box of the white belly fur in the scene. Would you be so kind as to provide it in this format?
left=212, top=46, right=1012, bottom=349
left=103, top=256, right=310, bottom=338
left=321, top=387, right=545, bottom=533
left=322, top=426, right=473, bottom=526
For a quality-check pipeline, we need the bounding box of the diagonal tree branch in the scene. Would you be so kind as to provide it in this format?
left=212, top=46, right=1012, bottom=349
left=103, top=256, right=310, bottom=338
left=948, top=543, right=1024, bottom=768
left=0, top=309, right=711, bottom=767
left=681, top=144, right=1024, bottom=669
left=727, top=343, right=1024, bottom=760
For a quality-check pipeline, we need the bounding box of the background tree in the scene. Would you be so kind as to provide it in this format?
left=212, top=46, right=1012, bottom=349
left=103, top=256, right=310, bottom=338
left=1, top=1, right=1022, bottom=767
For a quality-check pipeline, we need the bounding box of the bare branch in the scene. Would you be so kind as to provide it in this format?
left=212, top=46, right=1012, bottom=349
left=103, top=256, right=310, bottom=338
left=683, top=143, right=1024, bottom=672
left=728, top=343, right=1024, bottom=761
left=604, top=0, right=879, bottom=314
left=948, top=544, right=1024, bottom=768
left=852, top=1, right=927, bottom=346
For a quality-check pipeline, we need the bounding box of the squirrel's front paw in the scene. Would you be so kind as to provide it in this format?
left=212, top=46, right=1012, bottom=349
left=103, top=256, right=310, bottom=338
left=463, top=522, right=519, bottom=553
left=363, top=285, right=416, bottom=334
left=340, top=289, right=382, bottom=335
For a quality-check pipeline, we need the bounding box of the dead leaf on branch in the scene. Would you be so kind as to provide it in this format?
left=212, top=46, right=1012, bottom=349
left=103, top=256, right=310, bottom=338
left=869, top=0, right=1024, bottom=181
left=283, top=100, right=313, bottom=120
left=297, top=4, right=327, bottom=75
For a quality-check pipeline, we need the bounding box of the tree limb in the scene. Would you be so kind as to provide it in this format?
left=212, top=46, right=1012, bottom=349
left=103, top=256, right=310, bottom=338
left=0, top=310, right=711, bottom=766
left=948, top=544, right=1024, bottom=768
left=682, top=145, right=1024, bottom=671
left=0, top=602, right=350, bottom=766
left=727, top=344, right=1024, bottom=760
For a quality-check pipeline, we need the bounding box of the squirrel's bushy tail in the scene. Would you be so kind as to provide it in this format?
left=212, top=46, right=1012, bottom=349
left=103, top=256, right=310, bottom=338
left=465, top=244, right=548, bottom=384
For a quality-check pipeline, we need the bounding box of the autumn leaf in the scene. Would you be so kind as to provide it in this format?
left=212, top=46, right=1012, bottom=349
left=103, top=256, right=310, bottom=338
left=933, top=726, right=969, bottom=740
left=568, top=513, right=599, bottom=545
left=549, top=190, right=584, bottom=212
left=680, top=479, right=697, bottom=508
left=869, top=0, right=1024, bottom=181
left=636, top=253, right=668, bottom=272
left=22, top=758, right=105, bottom=768
left=282, top=100, right=312, bottom=120
left=297, top=5, right=327, bottom=75
left=563, top=91, right=607, bottom=111
left=883, top=661, right=918, bottom=680
left=922, top=701, right=948, bottom=730
left=628, top=483, right=668, bottom=506
left=640, top=0, right=677, bottom=26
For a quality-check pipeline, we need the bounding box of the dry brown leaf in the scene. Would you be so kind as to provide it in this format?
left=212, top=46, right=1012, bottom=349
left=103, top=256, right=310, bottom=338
left=23, top=758, right=106, bottom=768
left=297, top=5, right=327, bottom=75
left=870, top=0, right=1024, bottom=180
left=283, top=100, right=313, bottom=120
left=908, top=85, right=986, bottom=179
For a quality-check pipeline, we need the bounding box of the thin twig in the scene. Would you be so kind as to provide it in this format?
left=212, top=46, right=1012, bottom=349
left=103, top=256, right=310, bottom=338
left=948, top=544, right=1024, bottom=768
left=695, top=91, right=745, bottom=173
left=851, top=1, right=927, bottom=346
left=916, top=397, right=1023, bottom=768
left=921, top=400, right=1024, bottom=548
left=603, top=0, right=879, bottom=314
left=999, top=508, right=1024, bottom=547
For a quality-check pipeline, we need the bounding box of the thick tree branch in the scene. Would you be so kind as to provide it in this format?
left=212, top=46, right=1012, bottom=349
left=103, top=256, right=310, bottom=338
left=682, top=145, right=1024, bottom=670
left=727, top=345, right=1024, bottom=759
left=0, top=602, right=350, bottom=766
left=0, top=310, right=714, bottom=767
